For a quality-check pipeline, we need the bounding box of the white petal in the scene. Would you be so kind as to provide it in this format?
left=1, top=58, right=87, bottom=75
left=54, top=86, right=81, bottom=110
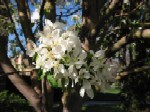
left=45, top=59, right=53, bottom=70
left=79, top=51, right=87, bottom=60
left=52, top=29, right=62, bottom=37
left=108, top=68, right=111, bottom=71
left=89, top=50, right=94, bottom=55
left=84, top=72, right=91, bottom=79
left=79, top=69, right=86, bottom=75
left=45, top=19, right=53, bottom=27
left=86, top=89, right=94, bottom=99
left=75, top=77, right=79, bottom=84
left=75, top=61, right=85, bottom=69
left=58, top=64, right=65, bottom=73
left=95, top=50, right=104, bottom=58
left=73, top=48, right=81, bottom=57
left=64, top=78, right=69, bottom=87
left=83, top=80, right=91, bottom=89
left=80, top=88, right=85, bottom=97
left=31, top=9, right=39, bottom=23
left=53, top=22, right=65, bottom=29
left=39, top=48, right=48, bottom=55
left=68, top=65, right=74, bottom=73
left=43, top=26, right=51, bottom=38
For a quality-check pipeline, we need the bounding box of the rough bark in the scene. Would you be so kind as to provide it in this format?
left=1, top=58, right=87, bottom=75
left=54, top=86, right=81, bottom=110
left=105, top=29, right=150, bottom=58
left=0, top=36, right=45, bottom=112
left=116, top=66, right=150, bottom=80
left=0, top=60, right=42, bottom=112
left=31, top=69, right=41, bottom=95
left=81, top=0, right=101, bottom=51
left=41, top=78, right=47, bottom=112
left=45, top=81, right=54, bottom=112
left=62, top=90, right=83, bottom=112
left=105, top=36, right=130, bottom=58
left=81, top=0, right=119, bottom=51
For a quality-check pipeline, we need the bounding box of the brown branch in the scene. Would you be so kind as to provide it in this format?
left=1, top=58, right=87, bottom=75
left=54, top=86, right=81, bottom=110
left=133, top=29, right=150, bottom=38
left=105, top=29, right=150, bottom=58
left=94, top=0, right=119, bottom=50
left=81, top=0, right=106, bottom=51
left=97, top=0, right=119, bottom=29
left=0, top=68, right=36, bottom=77
left=3, top=0, right=26, bottom=54
left=109, top=23, right=150, bottom=31
left=56, top=8, right=82, bottom=17
left=115, top=65, right=150, bottom=80
left=105, top=36, right=130, bottom=58
left=115, top=2, right=144, bottom=17
left=0, top=59, right=43, bottom=112
left=39, top=0, right=46, bottom=31
left=0, top=36, right=44, bottom=112
left=25, top=0, right=31, bottom=20
left=16, top=0, right=35, bottom=42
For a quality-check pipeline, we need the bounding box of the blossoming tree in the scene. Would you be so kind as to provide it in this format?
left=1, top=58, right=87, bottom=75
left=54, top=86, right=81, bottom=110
left=0, top=0, right=150, bottom=112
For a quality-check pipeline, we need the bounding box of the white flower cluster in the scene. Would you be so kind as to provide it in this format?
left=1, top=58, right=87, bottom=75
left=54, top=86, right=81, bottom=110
left=27, top=19, right=108, bottom=99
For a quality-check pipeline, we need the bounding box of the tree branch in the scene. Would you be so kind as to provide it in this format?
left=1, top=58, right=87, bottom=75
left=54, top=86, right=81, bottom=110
left=115, top=2, right=144, bottom=17
left=25, top=0, right=31, bottom=20
left=39, top=0, right=46, bottom=31
left=98, top=0, right=119, bottom=28
left=56, top=8, right=82, bottom=17
left=0, top=36, right=44, bottom=112
left=116, top=65, right=150, bottom=80
left=3, top=0, right=26, bottom=54
left=16, top=0, right=35, bottom=42
left=95, top=0, right=119, bottom=50
left=105, top=29, right=150, bottom=58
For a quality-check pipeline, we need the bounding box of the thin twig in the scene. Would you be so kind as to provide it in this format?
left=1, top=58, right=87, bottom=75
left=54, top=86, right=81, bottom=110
left=3, top=0, right=26, bottom=54
left=56, top=8, right=82, bottom=17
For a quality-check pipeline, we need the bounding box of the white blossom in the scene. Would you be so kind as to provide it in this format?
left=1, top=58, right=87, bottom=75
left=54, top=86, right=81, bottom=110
left=27, top=19, right=119, bottom=99
left=80, top=88, right=85, bottom=97
left=31, top=9, right=39, bottom=23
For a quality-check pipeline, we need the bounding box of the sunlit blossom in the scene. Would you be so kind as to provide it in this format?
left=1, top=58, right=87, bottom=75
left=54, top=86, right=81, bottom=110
left=27, top=19, right=119, bottom=99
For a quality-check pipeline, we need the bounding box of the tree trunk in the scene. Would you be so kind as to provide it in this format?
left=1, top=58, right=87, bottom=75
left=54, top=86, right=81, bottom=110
left=0, top=60, right=42, bottom=112
left=80, top=0, right=101, bottom=51
left=61, top=90, right=83, bottom=112
left=31, top=69, right=42, bottom=95
left=16, top=0, right=35, bottom=42
left=45, top=81, right=54, bottom=112
left=0, top=36, right=46, bottom=112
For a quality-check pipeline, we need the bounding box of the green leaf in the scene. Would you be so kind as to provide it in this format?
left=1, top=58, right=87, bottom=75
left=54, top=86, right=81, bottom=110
left=64, top=57, right=70, bottom=63
left=40, top=71, right=46, bottom=79
left=47, top=75, right=59, bottom=87
left=38, top=68, right=43, bottom=80
left=32, top=52, right=37, bottom=61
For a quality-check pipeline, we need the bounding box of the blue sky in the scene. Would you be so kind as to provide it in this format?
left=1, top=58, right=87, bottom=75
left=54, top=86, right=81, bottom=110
left=8, top=0, right=82, bottom=57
